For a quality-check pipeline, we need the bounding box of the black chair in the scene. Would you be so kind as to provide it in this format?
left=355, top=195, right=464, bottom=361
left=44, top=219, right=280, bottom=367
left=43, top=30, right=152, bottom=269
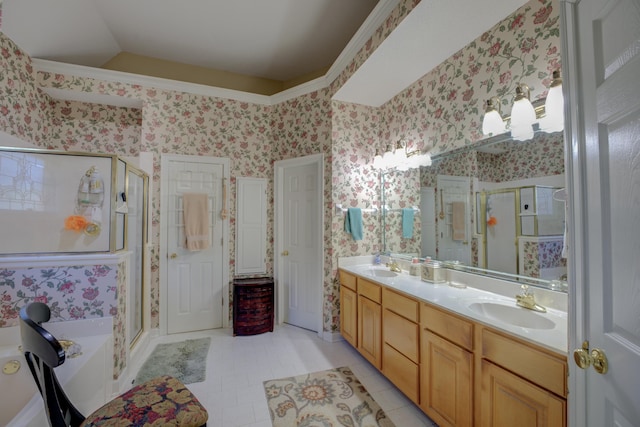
left=19, top=302, right=208, bottom=426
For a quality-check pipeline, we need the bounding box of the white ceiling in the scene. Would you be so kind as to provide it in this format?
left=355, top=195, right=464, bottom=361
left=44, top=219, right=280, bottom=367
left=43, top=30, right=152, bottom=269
left=2, top=0, right=530, bottom=106
left=1, top=0, right=379, bottom=82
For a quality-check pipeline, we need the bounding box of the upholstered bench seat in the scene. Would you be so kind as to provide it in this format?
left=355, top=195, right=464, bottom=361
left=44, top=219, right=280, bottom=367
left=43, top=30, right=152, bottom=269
left=80, top=375, right=208, bottom=426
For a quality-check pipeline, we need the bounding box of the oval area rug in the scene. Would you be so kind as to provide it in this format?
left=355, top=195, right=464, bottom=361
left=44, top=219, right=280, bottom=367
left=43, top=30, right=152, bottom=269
left=263, top=366, right=395, bottom=426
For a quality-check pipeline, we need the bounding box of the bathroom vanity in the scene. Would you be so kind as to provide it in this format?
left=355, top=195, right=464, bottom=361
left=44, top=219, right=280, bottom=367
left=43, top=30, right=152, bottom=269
left=338, top=260, right=567, bottom=427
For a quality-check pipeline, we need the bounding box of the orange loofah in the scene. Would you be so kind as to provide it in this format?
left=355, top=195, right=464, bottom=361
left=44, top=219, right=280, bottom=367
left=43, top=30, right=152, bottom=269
left=64, top=215, right=88, bottom=232
left=487, top=216, right=498, bottom=227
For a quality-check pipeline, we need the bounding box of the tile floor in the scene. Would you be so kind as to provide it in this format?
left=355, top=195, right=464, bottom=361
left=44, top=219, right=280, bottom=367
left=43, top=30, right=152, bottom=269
left=137, top=324, right=438, bottom=427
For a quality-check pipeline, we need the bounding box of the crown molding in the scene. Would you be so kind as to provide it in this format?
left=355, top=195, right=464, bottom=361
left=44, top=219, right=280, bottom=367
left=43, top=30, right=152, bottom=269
left=33, top=58, right=273, bottom=106
left=31, top=0, right=399, bottom=108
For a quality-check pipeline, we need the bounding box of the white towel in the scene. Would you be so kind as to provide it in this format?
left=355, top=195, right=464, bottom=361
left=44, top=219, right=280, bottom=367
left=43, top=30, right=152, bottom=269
left=183, top=193, right=210, bottom=251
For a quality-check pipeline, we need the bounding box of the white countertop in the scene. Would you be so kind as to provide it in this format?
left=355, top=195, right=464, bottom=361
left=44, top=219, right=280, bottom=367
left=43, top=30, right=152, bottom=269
left=338, top=259, right=568, bottom=356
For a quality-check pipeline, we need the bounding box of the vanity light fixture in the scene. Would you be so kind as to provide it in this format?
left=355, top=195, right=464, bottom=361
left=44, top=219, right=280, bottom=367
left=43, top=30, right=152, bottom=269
left=482, top=97, right=506, bottom=136
left=481, top=69, right=565, bottom=141
left=373, top=141, right=431, bottom=171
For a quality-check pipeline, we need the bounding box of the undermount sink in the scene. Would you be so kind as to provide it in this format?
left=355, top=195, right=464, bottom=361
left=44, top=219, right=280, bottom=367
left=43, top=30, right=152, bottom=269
left=468, top=301, right=555, bottom=330
left=367, top=268, right=398, bottom=278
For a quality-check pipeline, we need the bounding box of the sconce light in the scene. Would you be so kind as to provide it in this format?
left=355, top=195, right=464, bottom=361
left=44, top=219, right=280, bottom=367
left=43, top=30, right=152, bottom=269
left=373, top=141, right=431, bottom=171
left=540, top=70, right=564, bottom=133
left=510, top=83, right=537, bottom=141
left=482, top=97, right=506, bottom=136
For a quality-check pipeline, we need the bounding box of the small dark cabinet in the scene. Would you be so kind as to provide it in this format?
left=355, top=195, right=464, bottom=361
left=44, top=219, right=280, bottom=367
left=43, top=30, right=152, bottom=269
left=233, top=276, right=274, bottom=336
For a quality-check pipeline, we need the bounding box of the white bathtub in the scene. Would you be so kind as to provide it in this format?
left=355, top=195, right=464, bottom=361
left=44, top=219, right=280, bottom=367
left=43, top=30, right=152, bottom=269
left=0, top=318, right=113, bottom=427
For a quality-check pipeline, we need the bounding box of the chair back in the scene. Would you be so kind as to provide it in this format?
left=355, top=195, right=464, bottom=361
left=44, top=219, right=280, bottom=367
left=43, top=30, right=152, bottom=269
left=19, top=302, right=85, bottom=427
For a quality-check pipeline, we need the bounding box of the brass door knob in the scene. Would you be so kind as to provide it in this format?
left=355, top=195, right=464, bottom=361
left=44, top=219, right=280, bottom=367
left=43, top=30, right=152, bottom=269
left=170, top=253, right=178, bottom=259
left=573, top=340, right=608, bottom=374
left=281, top=250, right=289, bottom=256
left=573, top=341, right=591, bottom=369
left=591, top=348, right=608, bottom=374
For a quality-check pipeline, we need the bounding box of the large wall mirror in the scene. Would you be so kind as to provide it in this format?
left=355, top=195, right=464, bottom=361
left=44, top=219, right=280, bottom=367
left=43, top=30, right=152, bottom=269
left=381, top=129, right=567, bottom=291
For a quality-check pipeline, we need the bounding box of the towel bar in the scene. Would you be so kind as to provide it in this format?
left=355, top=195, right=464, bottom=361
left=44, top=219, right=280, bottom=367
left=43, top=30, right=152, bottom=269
left=335, top=204, right=378, bottom=215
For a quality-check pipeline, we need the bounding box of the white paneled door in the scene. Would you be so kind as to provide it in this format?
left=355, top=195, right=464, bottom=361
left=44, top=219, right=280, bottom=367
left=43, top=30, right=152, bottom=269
left=276, top=155, right=323, bottom=333
left=566, top=0, right=640, bottom=425
left=164, top=156, right=226, bottom=334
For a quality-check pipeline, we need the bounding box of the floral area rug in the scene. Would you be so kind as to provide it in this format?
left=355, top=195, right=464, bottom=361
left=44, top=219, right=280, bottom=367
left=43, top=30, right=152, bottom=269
left=134, top=337, right=211, bottom=385
left=263, top=366, right=396, bottom=427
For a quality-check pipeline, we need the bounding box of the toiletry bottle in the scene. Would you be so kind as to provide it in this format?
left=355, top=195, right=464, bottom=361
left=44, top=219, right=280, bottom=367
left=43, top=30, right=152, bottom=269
left=410, top=257, right=420, bottom=276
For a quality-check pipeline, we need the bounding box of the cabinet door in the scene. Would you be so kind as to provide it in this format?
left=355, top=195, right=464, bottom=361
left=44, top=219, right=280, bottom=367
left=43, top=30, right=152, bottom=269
left=235, top=177, right=268, bottom=274
left=420, top=330, right=472, bottom=427
left=358, top=295, right=381, bottom=369
left=480, top=360, right=566, bottom=427
left=340, top=286, right=357, bottom=347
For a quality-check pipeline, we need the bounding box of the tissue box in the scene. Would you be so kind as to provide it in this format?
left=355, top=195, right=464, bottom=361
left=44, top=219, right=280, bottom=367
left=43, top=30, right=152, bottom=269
left=421, top=261, right=446, bottom=284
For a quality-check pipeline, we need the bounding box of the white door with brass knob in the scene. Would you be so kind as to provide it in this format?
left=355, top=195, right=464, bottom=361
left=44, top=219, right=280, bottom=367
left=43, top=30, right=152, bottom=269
left=275, top=155, right=323, bottom=333
left=162, top=155, right=229, bottom=334
left=566, top=0, right=640, bottom=425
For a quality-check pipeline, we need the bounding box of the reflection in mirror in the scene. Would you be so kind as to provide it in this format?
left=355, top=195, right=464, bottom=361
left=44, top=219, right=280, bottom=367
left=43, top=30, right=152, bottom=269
left=381, top=129, right=567, bottom=291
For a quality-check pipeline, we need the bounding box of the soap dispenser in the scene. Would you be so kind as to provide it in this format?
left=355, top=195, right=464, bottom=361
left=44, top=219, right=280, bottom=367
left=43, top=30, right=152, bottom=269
left=410, top=257, right=421, bottom=276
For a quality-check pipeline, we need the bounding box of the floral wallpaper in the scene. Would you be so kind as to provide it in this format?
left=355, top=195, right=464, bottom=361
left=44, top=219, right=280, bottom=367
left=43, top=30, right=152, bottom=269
left=476, top=131, right=564, bottom=182
left=521, top=239, right=566, bottom=278
left=0, top=0, right=563, bottom=342
left=0, top=264, right=117, bottom=328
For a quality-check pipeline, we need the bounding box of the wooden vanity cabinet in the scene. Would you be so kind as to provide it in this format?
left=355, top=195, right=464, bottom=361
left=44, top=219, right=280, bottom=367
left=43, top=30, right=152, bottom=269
left=339, top=270, right=357, bottom=348
left=338, top=268, right=568, bottom=427
left=382, top=288, right=420, bottom=403
left=420, top=303, right=474, bottom=427
left=357, top=278, right=382, bottom=369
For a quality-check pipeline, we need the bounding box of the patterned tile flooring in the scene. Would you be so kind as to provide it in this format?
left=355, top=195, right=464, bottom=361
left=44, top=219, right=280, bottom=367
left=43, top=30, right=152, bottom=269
left=133, top=324, right=437, bottom=427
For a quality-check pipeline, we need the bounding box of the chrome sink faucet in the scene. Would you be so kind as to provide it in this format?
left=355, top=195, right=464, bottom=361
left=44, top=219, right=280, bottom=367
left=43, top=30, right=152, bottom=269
left=386, top=259, right=402, bottom=273
left=516, top=285, right=547, bottom=313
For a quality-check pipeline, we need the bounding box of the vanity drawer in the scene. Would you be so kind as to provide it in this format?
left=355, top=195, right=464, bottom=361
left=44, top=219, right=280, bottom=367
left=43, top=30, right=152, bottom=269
left=339, top=270, right=357, bottom=292
left=383, top=309, right=419, bottom=362
left=383, top=288, right=419, bottom=322
left=358, top=278, right=381, bottom=303
left=421, top=303, right=473, bottom=351
left=482, top=328, right=568, bottom=397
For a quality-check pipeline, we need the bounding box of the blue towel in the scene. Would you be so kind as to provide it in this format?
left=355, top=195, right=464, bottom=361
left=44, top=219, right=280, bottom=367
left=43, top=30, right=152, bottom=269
left=344, top=208, right=363, bottom=241
left=402, top=208, right=414, bottom=238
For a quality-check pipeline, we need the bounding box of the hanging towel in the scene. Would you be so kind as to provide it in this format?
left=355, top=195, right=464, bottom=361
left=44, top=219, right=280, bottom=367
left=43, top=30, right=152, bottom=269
left=402, top=208, right=414, bottom=238
left=452, top=201, right=466, bottom=241
left=344, top=208, right=363, bottom=241
left=183, top=193, right=210, bottom=251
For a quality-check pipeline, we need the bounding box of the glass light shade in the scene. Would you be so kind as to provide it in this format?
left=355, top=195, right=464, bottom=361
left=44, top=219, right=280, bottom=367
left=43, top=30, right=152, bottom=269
left=482, top=109, right=506, bottom=135
left=541, top=73, right=564, bottom=132
left=511, top=97, right=537, bottom=128
left=393, top=147, right=407, bottom=165
left=373, top=152, right=384, bottom=169
left=382, top=149, right=394, bottom=169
